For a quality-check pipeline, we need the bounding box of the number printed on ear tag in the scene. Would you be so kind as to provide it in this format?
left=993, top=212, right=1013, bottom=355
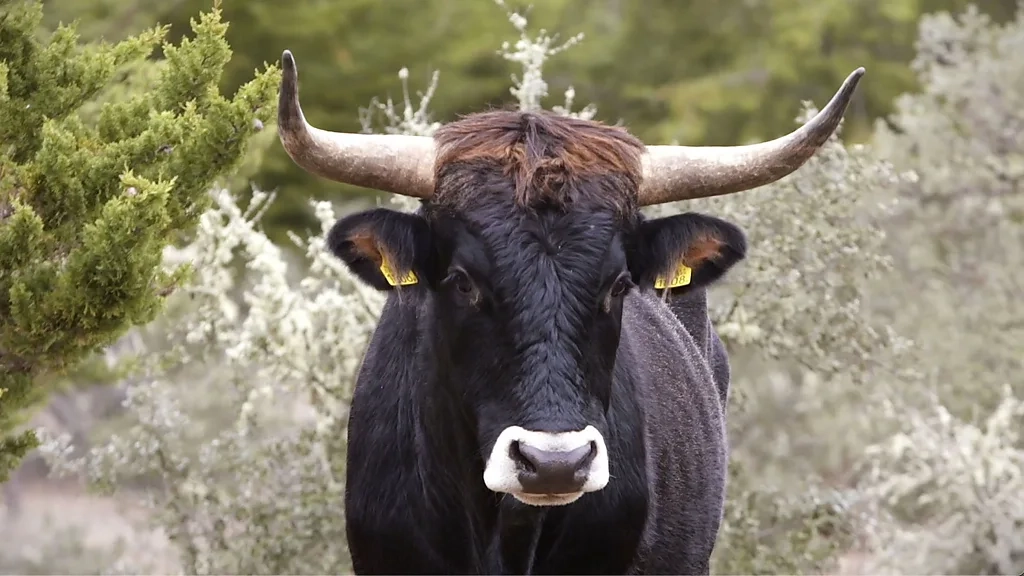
left=654, top=262, right=692, bottom=290
left=379, top=254, right=418, bottom=286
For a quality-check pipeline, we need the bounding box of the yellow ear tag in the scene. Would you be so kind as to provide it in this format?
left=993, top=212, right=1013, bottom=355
left=379, top=254, right=418, bottom=286
left=654, top=262, right=692, bottom=290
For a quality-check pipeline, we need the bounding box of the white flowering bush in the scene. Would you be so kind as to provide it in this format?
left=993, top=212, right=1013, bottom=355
left=851, top=5, right=1024, bottom=574
left=0, top=523, right=128, bottom=574
left=859, top=386, right=1024, bottom=574
left=41, top=188, right=379, bottom=574
left=27, top=1, right=1024, bottom=575
left=873, top=4, right=1024, bottom=415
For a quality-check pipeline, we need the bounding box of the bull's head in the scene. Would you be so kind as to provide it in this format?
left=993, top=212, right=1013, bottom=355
left=278, top=51, right=862, bottom=506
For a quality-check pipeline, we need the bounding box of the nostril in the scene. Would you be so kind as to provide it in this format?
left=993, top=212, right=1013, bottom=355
left=580, top=440, right=598, bottom=470
left=509, top=440, right=537, bottom=473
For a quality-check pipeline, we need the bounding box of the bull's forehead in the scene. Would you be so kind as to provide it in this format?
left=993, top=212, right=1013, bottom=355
left=456, top=204, right=626, bottom=323
left=466, top=203, right=620, bottom=265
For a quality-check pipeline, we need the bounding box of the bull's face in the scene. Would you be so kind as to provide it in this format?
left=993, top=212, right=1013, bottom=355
left=327, top=193, right=746, bottom=507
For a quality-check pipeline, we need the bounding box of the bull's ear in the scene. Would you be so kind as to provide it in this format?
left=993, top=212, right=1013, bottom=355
left=631, top=212, right=747, bottom=293
left=327, top=208, right=436, bottom=291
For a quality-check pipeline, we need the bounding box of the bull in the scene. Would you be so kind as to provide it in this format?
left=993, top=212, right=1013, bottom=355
left=276, top=49, right=863, bottom=575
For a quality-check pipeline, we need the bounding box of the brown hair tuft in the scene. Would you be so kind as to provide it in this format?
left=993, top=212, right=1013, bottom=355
left=432, top=109, right=645, bottom=213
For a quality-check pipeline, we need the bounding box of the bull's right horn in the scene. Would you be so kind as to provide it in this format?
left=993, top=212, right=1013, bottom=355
left=277, top=49, right=437, bottom=199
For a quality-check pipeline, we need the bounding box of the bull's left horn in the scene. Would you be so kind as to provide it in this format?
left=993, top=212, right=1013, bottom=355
left=277, top=49, right=436, bottom=198
left=636, top=67, right=865, bottom=206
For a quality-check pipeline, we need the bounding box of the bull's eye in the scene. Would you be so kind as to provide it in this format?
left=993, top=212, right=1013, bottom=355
left=601, top=272, right=634, bottom=313
left=443, top=268, right=476, bottom=297
left=609, top=273, right=634, bottom=298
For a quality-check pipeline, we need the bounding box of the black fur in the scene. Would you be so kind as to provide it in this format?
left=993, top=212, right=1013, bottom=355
left=330, top=186, right=745, bottom=574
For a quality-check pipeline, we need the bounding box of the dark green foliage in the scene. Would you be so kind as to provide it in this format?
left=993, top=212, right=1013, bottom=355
left=0, top=0, right=279, bottom=481
left=588, top=0, right=1020, bottom=147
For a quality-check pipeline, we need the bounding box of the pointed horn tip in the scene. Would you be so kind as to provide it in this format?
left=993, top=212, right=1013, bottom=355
left=277, top=49, right=304, bottom=135
left=281, top=50, right=296, bottom=71
left=819, top=67, right=865, bottom=119
left=278, top=49, right=299, bottom=105
left=842, top=67, right=866, bottom=93
left=280, top=50, right=297, bottom=89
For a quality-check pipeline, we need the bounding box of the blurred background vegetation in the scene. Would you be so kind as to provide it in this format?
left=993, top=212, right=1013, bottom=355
left=38, top=0, right=1020, bottom=244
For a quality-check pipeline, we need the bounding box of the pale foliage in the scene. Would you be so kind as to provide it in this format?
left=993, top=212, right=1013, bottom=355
left=856, top=5, right=1024, bottom=573
left=874, top=4, right=1024, bottom=415
left=860, top=386, right=1024, bottom=574
left=493, top=0, right=595, bottom=119
left=358, top=67, right=443, bottom=138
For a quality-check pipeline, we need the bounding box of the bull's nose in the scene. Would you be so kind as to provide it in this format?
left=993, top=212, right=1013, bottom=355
left=510, top=440, right=597, bottom=494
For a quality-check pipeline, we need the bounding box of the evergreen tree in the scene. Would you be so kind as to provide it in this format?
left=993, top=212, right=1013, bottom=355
left=0, top=0, right=278, bottom=481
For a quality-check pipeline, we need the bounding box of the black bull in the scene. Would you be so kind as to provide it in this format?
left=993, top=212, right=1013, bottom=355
left=275, top=48, right=864, bottom=575
left=328, top=112, right=748, bottom=575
